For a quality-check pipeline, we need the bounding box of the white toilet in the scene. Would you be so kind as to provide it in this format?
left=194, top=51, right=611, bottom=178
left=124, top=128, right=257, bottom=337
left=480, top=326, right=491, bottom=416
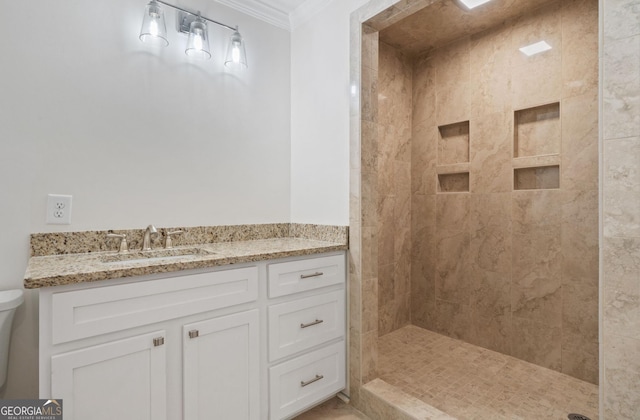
left=0, top=289, right=24, bottom=388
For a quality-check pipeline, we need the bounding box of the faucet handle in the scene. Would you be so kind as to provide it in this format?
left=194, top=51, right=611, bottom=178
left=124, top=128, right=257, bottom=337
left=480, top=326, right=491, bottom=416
left=165, top=230, right=184, bottom=249
left=106, top=233, right=129, bottom=253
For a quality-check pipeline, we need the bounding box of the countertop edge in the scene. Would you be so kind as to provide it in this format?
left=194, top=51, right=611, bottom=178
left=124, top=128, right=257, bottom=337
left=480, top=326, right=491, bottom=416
left=24, top=240, right=348, bottom=289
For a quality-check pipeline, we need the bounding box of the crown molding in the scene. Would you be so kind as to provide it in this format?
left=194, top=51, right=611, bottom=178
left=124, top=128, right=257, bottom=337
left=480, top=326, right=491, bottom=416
left=215, top=0, right=337, bottom=31
left=290, top=0, right=335, bottom=30
left=215, top=0, right=291, bottom=30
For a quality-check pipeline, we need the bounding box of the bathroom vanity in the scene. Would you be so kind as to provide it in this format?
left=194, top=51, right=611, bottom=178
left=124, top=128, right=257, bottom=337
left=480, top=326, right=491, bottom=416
left=25, top=225, right=348, bottom=420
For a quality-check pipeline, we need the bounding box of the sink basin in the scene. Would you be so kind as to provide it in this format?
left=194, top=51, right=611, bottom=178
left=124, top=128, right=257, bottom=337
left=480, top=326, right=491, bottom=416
left=100, top=247, right=214, bottom=266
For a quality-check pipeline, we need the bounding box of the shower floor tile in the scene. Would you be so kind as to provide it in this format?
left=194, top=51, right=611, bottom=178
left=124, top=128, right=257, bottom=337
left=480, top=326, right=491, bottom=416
left=378, top=325, right=598, bottom=420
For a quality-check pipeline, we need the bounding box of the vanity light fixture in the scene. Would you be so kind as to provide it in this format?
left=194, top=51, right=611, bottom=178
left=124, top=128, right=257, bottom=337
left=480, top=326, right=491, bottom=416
left=139, top=0, right=248, bottom=69
left=185, top=14, right=211, bottom=60
left=139, top=0, right=169, bottom=47
left=519, top=40, right=552, bottom=56
left=224, top=29, right=248, bottom=70
left=458, top=0, right=492, bottom=10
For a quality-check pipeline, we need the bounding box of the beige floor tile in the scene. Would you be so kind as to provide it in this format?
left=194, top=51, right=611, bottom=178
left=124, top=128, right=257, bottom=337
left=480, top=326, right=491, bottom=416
left=378, top=325, right=599, bottom=420
left=294, top=397, right=370, bottom=420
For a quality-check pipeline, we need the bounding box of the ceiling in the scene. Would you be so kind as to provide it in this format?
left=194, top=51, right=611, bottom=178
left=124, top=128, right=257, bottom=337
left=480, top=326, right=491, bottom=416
left=379, top=0, right=560, bottom=56
left=217, top=0, right=327, bottom=30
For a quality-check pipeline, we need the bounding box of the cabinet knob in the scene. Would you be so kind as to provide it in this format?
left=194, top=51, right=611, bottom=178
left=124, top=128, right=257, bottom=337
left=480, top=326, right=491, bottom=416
left=188, top=330, right=199, bottom=339
left=153, top=337, right=165, bottom=347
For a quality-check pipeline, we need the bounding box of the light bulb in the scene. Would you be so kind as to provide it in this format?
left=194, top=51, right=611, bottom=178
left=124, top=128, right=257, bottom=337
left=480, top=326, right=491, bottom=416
left=194, top=33, right=203, bottom=51
left=149, top=19, right=159, bottom=37
left=193, top=29, right=203, bottom=51
left=232, top=45, right=240, bottom=63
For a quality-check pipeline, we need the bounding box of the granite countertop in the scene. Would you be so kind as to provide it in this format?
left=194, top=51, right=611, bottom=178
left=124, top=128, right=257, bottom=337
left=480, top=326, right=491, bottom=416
left=24, top=224, right=348, bottom=289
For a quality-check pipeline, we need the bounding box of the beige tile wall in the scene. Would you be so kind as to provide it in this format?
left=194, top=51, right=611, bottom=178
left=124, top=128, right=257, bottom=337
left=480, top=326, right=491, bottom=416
left=601, top=0, right=640, bottom=416
left=351, top=0, right=639, bottom=417
left=358, top=25, right=382, bottom=397
left=377, top=42, right=413, bottom=336
left=376, top=0, right=598, bottom=383
left=408, top=0, right=599, bottom=384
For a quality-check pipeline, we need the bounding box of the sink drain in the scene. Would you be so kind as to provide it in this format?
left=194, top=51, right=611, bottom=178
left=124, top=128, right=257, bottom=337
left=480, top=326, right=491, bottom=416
left=568, top=414, right=591, bottom=420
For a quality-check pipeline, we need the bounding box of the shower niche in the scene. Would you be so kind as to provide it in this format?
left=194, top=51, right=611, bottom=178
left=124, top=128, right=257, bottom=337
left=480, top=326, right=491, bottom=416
left=513, top=102, right=561, bottom=190
left=437, top=121, right=470, bottom=193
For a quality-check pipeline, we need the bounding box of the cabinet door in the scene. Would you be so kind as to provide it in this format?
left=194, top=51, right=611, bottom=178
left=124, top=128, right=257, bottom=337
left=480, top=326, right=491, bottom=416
left=183, top=310, right=260, bottom=420
left=51, top=331, right=167, bottom=420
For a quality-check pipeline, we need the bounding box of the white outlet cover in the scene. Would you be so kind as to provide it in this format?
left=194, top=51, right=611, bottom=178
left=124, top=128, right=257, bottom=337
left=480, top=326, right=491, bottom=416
left=46, top=194, right=72, bottom=225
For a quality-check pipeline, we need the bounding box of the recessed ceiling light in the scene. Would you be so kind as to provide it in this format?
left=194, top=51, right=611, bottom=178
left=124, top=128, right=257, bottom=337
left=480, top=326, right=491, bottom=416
left=519, top=41, right=552, bottom=56
left=459, top=0, right=492, bottom=10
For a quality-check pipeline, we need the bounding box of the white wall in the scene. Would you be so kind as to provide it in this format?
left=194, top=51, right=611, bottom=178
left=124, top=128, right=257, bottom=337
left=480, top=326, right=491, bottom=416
left=0, top=0, right=290, bottom=397
left=290, top=0, right=367, bottom=225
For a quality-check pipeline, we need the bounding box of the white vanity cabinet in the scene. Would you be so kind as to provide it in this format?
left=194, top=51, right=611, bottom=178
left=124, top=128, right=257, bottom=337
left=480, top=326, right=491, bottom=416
left=40, top=265, right=261, bottom=420
left=51, top=330, right=168, bottom=420
left=266, top=254, right=346, bottom=420
left=183, top=310, right=260, bottom=420
left=39, top=252, right=346, bottom=420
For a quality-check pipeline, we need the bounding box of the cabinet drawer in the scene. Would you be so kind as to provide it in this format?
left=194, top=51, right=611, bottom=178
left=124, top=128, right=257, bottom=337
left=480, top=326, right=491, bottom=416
left=269, top=341, right=345, bottom=420
left=268, top=254, right=345, bottom=298
left=268, top=290, right=344, bottom=361
left=52, top=267, right=258, bottom=344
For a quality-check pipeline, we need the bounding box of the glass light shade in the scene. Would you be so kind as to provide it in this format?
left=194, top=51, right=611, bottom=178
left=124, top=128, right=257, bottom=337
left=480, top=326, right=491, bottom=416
left=224, top=31, right=248, bottom=70
left=139, top=0, right=169, bottom=47
left=185, top=18, right=211, bottom=60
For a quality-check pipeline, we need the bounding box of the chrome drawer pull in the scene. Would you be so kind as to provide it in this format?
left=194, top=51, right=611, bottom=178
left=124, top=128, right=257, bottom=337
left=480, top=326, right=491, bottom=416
left=300, top=374, right=324, bottom=387
left=300, top=319, right=324, bottom=329
left=300, top=272, right=324, bottom=279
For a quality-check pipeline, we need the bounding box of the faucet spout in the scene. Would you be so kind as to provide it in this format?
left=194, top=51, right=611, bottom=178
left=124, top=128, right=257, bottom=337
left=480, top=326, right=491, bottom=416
left=142, top=224, right=158, bottom=251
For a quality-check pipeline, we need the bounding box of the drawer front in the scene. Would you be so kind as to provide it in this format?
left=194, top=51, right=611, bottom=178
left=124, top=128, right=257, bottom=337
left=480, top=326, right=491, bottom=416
left=269, top=341, right=345, bottom=420
left=268, top=254, right=345, bottom=298
left=268, top=290, right=345, bottom=362
left=52, top=266, right=258, bottom=344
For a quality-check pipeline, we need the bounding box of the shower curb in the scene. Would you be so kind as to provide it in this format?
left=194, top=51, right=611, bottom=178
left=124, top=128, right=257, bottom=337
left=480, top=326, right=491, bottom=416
left=360, top=378, right=455, bottom=420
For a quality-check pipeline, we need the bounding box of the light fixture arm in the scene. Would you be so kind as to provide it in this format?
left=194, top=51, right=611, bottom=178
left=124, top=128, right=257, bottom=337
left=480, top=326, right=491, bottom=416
left=155, top=0, right=237, bottom=32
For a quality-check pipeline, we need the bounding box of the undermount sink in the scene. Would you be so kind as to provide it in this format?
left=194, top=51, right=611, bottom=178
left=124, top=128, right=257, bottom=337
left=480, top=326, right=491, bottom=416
left=100, top=247, right=215, bottom=266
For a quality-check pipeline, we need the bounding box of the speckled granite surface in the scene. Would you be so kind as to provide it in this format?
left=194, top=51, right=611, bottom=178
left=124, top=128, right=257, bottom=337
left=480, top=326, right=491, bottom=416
left=25, top=224, right=348, bottom=289
left=30, top=223, right=348, bottom=257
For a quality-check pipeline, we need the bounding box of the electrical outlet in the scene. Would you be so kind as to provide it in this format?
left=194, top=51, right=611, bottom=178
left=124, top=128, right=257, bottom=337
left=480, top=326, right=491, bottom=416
left=46, top=194, right=72, bottom=225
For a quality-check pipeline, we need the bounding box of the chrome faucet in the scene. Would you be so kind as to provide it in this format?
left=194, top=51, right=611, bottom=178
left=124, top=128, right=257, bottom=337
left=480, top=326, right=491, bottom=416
left=142, top=224, right=158, bottom=251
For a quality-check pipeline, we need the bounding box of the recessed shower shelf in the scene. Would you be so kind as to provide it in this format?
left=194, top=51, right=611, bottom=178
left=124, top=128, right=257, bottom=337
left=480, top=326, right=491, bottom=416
left=438, top=121, right=470, bottom=165
left=512, top=154, right=560, bottom=168
left=514, top=102, right=560, bottom=158
left=514, top=165, right=560, bottom=190
left=437, top=172, right=470, bottom=193
left=436, top=162, right=470, bottom=174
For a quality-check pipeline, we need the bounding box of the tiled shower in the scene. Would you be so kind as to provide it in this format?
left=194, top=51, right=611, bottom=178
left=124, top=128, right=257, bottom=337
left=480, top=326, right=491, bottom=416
left=357, top=0, right=599, bottom=417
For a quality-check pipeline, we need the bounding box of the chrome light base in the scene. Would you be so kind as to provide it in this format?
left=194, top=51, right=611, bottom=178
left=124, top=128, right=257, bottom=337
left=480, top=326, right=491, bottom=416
left=177, top=11, right=198, bottom=35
